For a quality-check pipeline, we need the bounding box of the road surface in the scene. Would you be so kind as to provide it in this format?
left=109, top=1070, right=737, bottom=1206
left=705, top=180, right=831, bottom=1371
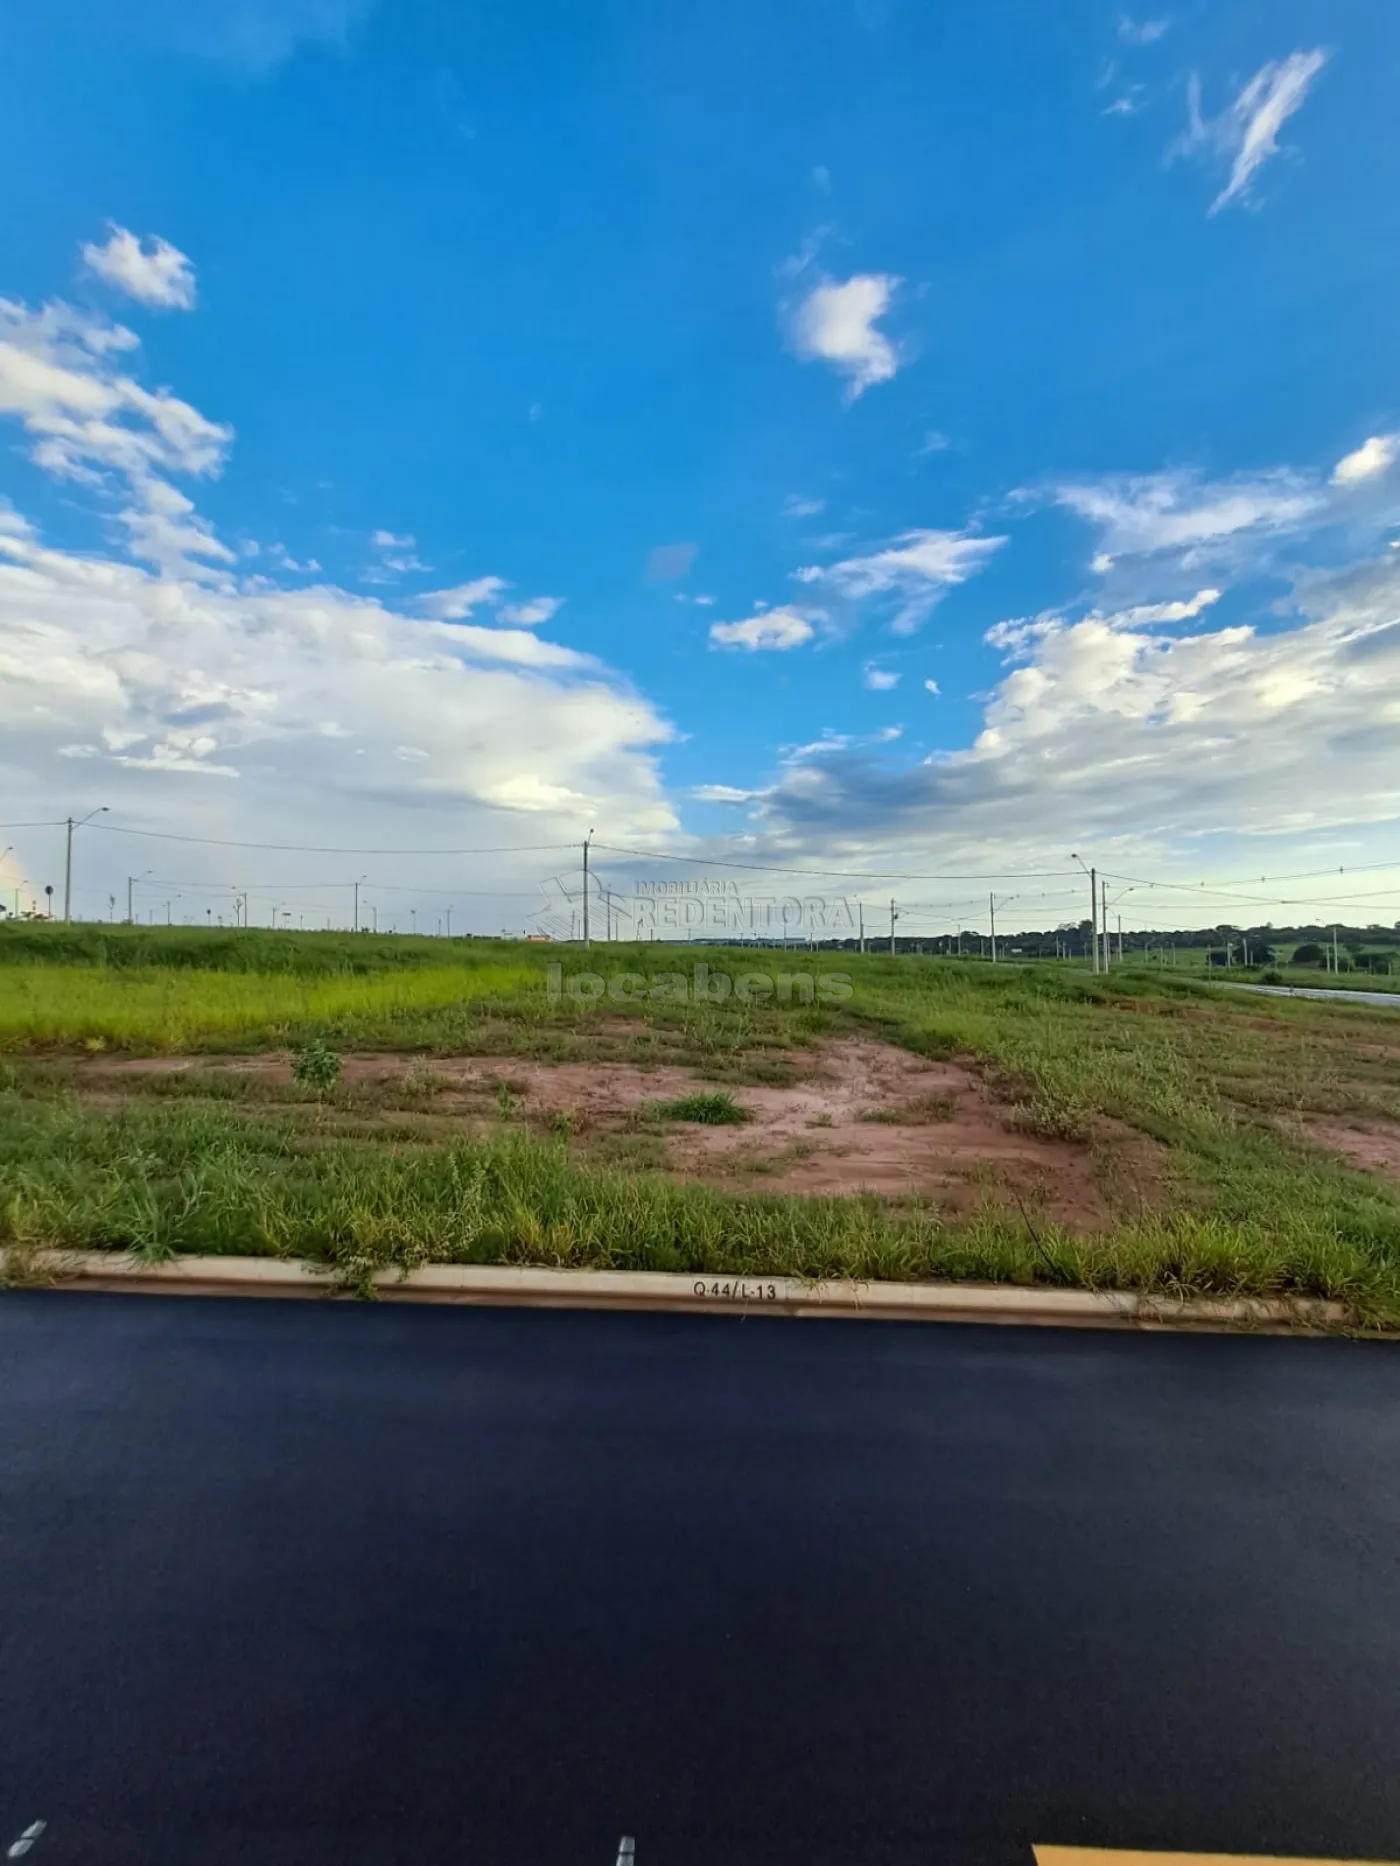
left=1211, top=979, right=1400, bottom=1009
left=3, top=1292, right=1399, bottom=1866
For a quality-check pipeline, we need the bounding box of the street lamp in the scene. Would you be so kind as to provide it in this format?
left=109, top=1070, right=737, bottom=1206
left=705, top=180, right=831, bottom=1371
left=988, top=891, right=1020, bottom=965
left=1070, top=853, right=1100, bottom=975
left=1103, top=884, right=1137, bottom=968
left=127, top=870, right=152, bottom=924
left=64, top=806, right=109, bottom=922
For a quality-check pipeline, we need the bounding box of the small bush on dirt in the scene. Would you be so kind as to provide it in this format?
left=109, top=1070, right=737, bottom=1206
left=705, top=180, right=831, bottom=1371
left=290, top=1040, right=342, bottom=1096
left=649, top=1091, right=749, bottom=1125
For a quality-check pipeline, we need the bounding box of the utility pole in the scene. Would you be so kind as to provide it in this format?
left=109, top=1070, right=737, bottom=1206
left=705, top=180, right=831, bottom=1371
left=582, top=831, right=593, bottom=948
left=353, top=879, right=360, bottom=933
left=62, top=806, right=109, bottom=922
left=1101, top=876, right=1110, bottom=973
left=859, top=902, right=866, bottom=955
left=445, top=907, right=452, bottom=939
left=989, top=892, right=997, bottom=965
left=889, top=898, right=898, bottom=956
left=127, top=875, right=135, bottom=923
left=1117, top=914, right=1123, bottom=963
left=1333, top=925, right=1340, bottom=974
left=1090, top=866, right=1099, bottom=972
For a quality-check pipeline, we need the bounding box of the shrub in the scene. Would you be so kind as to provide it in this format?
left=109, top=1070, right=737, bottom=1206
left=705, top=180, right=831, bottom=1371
left=291, top=1040, right=342, bottom=1096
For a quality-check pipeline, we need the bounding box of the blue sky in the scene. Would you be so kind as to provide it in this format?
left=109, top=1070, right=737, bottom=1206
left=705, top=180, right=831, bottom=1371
left=2, top=0, right=1400, bottom=935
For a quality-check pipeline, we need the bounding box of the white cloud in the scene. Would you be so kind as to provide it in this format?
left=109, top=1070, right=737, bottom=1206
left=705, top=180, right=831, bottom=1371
left=1099, top=587, right=1222, bottom=629
left=1104, top=90, right=1145, bottom=118
left=0, top=262, right=676, bottom=910
left=693, top=784, right=755, bottom=804
left=863, top=663, right=900, bottom=690
left=923, top=678, right=940, bottom=695
left=796, top=526, right=1007, bottom=634
left=498, top=595, right=563, bottom=627
left=365, top=527, right=426, bottom=578
left=81, top=226, right=197, bottom=311
left=709, top=606, right=818, bottom=652
left=0, top=289, right=232, bottom=577
left=1172, top=50, right=1328, bottom=214
left=788, top=274, right=901, bottom=399
left=1118, top=15, right=1167, bottom=45
left=1333, top=434, right=1400, bottom=487
left=784, top=494, right=826, bottom=517
left=418, top=576, right=508, bottom=620
left=737, top=551, right=1400, bottom=883
left=0, top=526, right=676, bottom=878
left=1050, top=469, right=1323, bottom=564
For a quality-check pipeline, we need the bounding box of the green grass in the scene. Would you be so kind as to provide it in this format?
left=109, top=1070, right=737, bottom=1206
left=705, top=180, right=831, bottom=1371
left=3, top=1088, right=1397, bottom=1319
left=3, top=924, right=1400, bottom=1322
left=648, top=1091, right=749, bottom=1125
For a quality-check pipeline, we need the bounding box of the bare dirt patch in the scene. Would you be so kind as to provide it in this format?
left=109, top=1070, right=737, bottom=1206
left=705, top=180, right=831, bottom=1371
left=1294, top=1116, right=1400, bottom=1185
left=80, top=1036, right=1154, bottom=1230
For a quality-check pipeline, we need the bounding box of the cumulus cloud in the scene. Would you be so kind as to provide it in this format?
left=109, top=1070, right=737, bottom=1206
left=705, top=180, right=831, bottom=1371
left=923, top=678, right=940, bottom=695
left=784, top=494, right=826, bottom=517
left=788, top=274, right=901, bottom=399
left=1333, top=434, right=1399, bottom=487
left=709, top=606, right=818, bottom=652
left=863, top=663, right=900, bottom=690
left=81, top=226, right=197, bottom=310
left=1172, top=50, right=1328, bottom=214
left=0, top=254, right=676, bottom=916
left=0, top=291, right=231, bottom=577
left=0, top=527, right=676, bottom=877
left=796, top=526, right=1006, bottom=634
left=737, top=551, right=1400, bottom=879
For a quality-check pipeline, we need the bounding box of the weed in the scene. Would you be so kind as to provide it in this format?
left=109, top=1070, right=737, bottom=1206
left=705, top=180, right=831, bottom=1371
left=648, top=1091, right=749, bottom=1125
left=290, top=1040, right=342, bottom=1097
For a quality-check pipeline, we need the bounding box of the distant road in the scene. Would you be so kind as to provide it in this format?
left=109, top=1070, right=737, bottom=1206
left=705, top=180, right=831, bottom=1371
left=1211, top=979, right=1400, bottom=1009
left=4, top=1293, right=1400, bottom=1866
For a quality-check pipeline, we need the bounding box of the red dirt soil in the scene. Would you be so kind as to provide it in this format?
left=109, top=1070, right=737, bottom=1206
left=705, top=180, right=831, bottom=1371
left=87, top=1036, right=1146, bottom=1230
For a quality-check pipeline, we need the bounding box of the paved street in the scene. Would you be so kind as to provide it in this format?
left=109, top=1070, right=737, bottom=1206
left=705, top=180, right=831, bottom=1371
left=2, top=1292, right=1399, bottom=1866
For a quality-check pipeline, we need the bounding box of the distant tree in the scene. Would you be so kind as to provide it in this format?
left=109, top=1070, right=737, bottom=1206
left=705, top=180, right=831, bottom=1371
left=1291, top=942, right=1325, bottom=966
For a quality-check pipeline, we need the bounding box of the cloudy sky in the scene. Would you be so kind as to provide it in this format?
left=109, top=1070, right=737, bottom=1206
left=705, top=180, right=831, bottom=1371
left=2, top=0, right=1399, bottom=936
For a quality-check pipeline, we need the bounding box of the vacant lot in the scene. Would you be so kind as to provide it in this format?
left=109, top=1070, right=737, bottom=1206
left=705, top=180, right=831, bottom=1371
left=3, top=925, right=1399, bottom=1321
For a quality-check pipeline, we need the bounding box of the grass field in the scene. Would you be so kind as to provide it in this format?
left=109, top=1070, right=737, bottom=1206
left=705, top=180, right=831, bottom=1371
left=3, top=923, right=1399, bottom=1322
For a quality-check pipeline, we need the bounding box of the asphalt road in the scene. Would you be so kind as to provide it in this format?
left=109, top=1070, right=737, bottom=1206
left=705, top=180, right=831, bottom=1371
left=1212, top=980, right=1400, bottom=1009
left=3, top=1294, right=1399, bottom=1866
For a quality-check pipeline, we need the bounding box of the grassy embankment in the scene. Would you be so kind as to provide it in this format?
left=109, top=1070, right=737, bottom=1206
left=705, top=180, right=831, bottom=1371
left=2, top=923, right=1399, bottom=1319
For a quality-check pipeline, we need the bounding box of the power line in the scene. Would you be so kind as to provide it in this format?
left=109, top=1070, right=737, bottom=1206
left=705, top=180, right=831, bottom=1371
left=87, top=824, right=577, bottom=856
left=594, top=842, right=1076, bottom=882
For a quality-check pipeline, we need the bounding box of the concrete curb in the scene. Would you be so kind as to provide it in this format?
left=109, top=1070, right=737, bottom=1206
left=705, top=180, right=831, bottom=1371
left=3, top=1251, right=1360, bottom=1334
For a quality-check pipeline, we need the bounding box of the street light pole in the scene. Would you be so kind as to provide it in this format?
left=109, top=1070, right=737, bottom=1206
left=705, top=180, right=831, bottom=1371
left=63, top=807, right=109, bottom=921
left=1071, top=855, right=1098, bottom=974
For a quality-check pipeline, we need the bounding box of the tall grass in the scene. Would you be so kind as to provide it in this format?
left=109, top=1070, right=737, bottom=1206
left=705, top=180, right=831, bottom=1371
left=3, top=1089, right=1398, bottom=1320
left=3, top=928, right=1399, bottom=1315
